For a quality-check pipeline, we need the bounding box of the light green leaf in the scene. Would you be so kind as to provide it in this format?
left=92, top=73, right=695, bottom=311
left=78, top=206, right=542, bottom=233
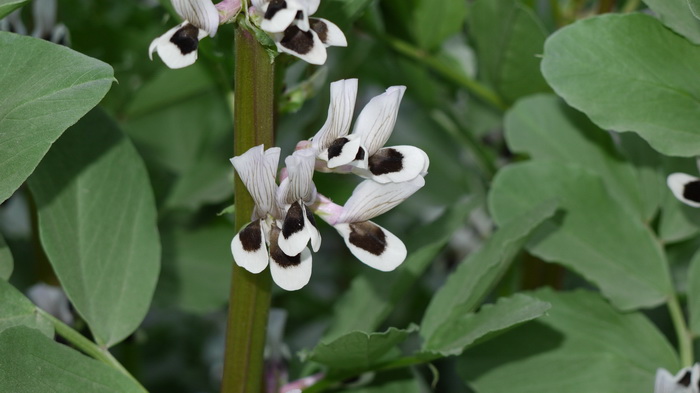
left=307, top=325, right=417, bottom=370
left=421, top=200, right=558, bottom=341
left=0, top=32, right=113, bottom=203
left=413, top=0, right=467, bottom=51
left=423, top=294, right=550, bottom=356
left=505, top=94, right=662, bottom=221
left=542, top=14, right=700, bottom=156
left=0, top=0, right=29, bottom=19
left=642, top=0, right=700, bottom=44
left=0, top=280, right=53, bottom=337
left=468, top=0, right=550, bottom=103
left=0, top=326, right=144, bottom=393
left=0, top=233, right=12, bottom=279
left=322, top=198, right=480, bottom=342
left=489, top=161, right=673, bottom=310
left=689, top=249, right=700, bottom=335
left=28, top=109, right=160, bottom=348
left=459, top=289, right=680, bottom=393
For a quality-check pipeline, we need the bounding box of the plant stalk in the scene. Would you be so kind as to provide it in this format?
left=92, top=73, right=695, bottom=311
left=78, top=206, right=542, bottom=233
left=667, top=295, right=694, bottom=367
left=220, top=25, right=276, bottom=393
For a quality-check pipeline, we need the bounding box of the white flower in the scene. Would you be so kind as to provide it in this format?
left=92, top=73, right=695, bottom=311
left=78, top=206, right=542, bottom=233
left=252, top=0, right=346, bottom=65
left=655, top=364, right=700, bottom=393
left=149, top=0, right=220, bottom=69
left=668, top=172, right=700, bottom=208
left=230, top=145, right=320, bottom=291
left=313, top=81, right=430, bottom=184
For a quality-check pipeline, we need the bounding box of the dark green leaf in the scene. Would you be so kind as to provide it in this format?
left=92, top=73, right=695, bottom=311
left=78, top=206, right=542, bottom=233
left=413, top=0, right=467, bottom=51
left=28, top=109, right=160, bottom=348
left=642, top=0, right=700, bottom=44
left=0, top=0, right=29, bottom=19
left=0, top=233, right=12, bottom=279
left=0, top=280, right=53, bottom=337
left=0, top=32, right=113, bottom=203
left=689, top=248, right=700, bottom=335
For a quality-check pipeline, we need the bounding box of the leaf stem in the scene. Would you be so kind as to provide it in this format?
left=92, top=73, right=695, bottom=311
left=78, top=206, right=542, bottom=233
left=667, top=295, right=694, bottom=366
left=220, top=24, right=276, bottom=393
left=38, top=309, right=147, bottom=392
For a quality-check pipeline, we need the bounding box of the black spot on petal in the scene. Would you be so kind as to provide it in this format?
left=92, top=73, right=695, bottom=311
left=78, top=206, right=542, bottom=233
left=683, top=180, right=700, bottom=203
left=265, top=0, right=287, bottom=20
left=327, top=137, right=350, bottom=160
left=270, top=226, right=301, bottom=268
left=349, top=222, right=387, bottom=256
left=369, top=148, right=404, bottom=175
left=354, top=147, right=365, bottom=161
left=282, top=201, right=305, bottom=239
left=304, top=204, right=317, bottom=229
left=170, top=23, right=200, bottom=55
left=295, top=10, right=304, bottom=20
left=280, top=25, right=314, bottom=55
left=239, top=220, right=263, bottom=252
left=310, top=19, right=328, bottom=43
left=679, top=370, right=691, bottom=387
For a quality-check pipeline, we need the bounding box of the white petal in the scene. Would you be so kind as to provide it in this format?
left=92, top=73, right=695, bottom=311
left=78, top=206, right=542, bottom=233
left=358, top=145, right=429, bottom=184
left=278, top=201, right=312, bottom=256
left=335, top=221, right=407, bottom=271
left=149, top=22, right=208, bottom=69
left=667, top=173, right=700, bottom=208
left=270, top=233, right=313, bottom=291
left=276, top=26, right=327, bottom=65
left=338, top=176, right=425, bottom=223
left=251, top=0, right=267, bottom=11
left=351, top=85, right=406, bottom=156
left=231, top=145, right=281, bottom=219
left=172, top=0, right=219, bottom=36
left=310, top=18, right=347, bottom=47
left=311, top=79, right=358, bottom=153
left=231, top=220, right=269, bottom=274
left=302, top=0, right=320, bottom=15
left=278, top=149, right=317, bottom=205
left=322, top=134, right=364, bottom=169
left=261, top=0, right=299, bottom=33
left=306, top=205, right=322, bottom=252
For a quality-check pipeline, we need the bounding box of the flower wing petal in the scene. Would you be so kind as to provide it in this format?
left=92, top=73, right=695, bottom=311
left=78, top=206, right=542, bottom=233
left=667, top=173, right=700, bottom=208
left=149, top=22, right=207, bottom=69
left=270, top=226, right=312, bottom=291
left=335, top=221, right=407, bottom=271
left=276, top=25, right=327, bottom=65
left=351, top=85, right=406, bottom=156
left=312, top=79, right=358, bottom=153
left=362, top=145, right=429, bottom=184
left=231, top=220, right=269, bottom=273
left=278, top=201, right=311, bottom=256
left=339, top=177, right=425, bottom=223
left=310, top=18, right=347, bottom=47
left=321, top=135, right=364, bottom=169
left=261, top=0, right=298, bottom=33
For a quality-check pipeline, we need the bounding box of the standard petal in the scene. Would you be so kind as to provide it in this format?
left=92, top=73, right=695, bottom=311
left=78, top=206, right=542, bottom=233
left=321, top=134, right=365, bottom=169
left=310, top=18, right=347, bottom=47
left=231, top=220, right=269, bottom=274
left=360, top=145, right=429, bottom=184
left=351, top=85, right=406, bottom=156
left=269, top=226, right=312, bottom=291
left=335, top=221, right=407, bottom=272
left=172, top=0, right=220, bottom=36
left=261, top=0, right=298, bottom=33
left=338, top=176, right=425, bottom=223
left=277, top=25, right=327, bottom=65
left=667, top=172, right=700, bottom=208
left=278, top=149, right=317, bottom=205
left=311, top=79, right=358, bottom=153
left=149, top=22, right=207, bottom=69
left=231, top=145, right=281, bottom=218
left=278, top=201, right=311, bottom=256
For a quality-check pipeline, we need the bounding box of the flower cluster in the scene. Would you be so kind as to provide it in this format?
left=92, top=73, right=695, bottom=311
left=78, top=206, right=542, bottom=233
left=655, top=363, right=700, bottom=393
left=149, top=0, right=345, bottom=69
left=230, top=79, right=429, bottom=290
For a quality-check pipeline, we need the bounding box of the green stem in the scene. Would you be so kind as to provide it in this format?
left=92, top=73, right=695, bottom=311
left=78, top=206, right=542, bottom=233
left=381, top=35, right=507, bottom=111
left=220, top=25, right=276, bottom=393
left=668, top=296, right=694, bottom=366
left=38, top=309, right=147, bottom=392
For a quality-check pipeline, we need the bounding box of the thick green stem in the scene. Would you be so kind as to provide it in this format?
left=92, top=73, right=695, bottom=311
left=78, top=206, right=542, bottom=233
left=667, top=296, right=694, bottom=366
left=220, top=26, right=276, bottom=393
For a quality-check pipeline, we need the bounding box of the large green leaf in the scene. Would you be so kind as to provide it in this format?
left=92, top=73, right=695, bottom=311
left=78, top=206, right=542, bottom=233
left=322, top=198, right=480, bottom=342
left=413, top=0, right=467, bottom=51
left=28, top=109, right=160, bottom=348
left=0, top=280, right=53, bottom=337
left=642, top=0, right=700, bottom=44
left=489, top=161, right=672, bottom=310
left=0, top=233, right=12, bottom=279
left=459, top=289, right=680, bottom=393
left=421, top=201, right=557, bottom=341
left=0, top=326, right=144, bottom=393
left=0, top=32, right=113, bottom=203
left=689, top=248, right=700, bottom=335
left=0, top=0, right=29, bottom=19
left=468, top=0, right=550, bottom=103
left=542, top=14, right=700, bottom=156
left=423, top=294, right=550, bottom=356
left=505, top=95, right=662, bottom=221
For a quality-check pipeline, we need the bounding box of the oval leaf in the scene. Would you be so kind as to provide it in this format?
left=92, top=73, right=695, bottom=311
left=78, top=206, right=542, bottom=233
left=0, top=280, right=53, bottom=337
left=0, top=32, right=113, bottom=203
left=28, top=109, right=160, bottom=348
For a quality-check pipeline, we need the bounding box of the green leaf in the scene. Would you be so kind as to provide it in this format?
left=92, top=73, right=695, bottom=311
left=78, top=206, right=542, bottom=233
left=505, top=95, right=662, bottom=221
left=28, top=109, right=160, bottom=348
left=689, top=248, right=700, bottom=335
left=0, top=0, right=29, bottom=19
left=322, top=198, right=480, bottom=342
left=642, top=0, right=700, bottom=44
left=0, top=32, right=113, bottom=203
left=0, top=326, right=144, bottom=393
left=423, top=294, right=550, bottom=356
left=0, top=280, right=53, bottom=337
left=658, top=156, right=700, bottom=242
left=350, top=374, right=423, bottom=393
left=421, top=200, right=558, bottom=341
left=468, top=0, right=550, bottom=103
left=542, top=14, right=700, bottom=156
left=0, top=233, right=12, bottom=280
left=307, top=325, right=417, bottom=370
left=413, top=0, right=468, bottom=51
left=489, top=161, right=673, bottom=310
left=459, top=289, right=680, bottom=393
